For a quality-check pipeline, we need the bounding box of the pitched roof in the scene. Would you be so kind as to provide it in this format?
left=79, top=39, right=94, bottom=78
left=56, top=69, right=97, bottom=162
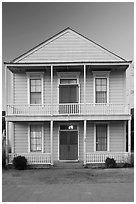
left=12, top=27, right=127, bottom=63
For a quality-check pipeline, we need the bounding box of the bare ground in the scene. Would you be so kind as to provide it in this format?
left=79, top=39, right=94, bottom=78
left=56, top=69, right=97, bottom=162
left=2, top=168, right=134, bottom=202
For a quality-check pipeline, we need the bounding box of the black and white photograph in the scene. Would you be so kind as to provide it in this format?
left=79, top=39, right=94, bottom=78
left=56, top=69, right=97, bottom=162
left=2, top=2, right=134, bottom=202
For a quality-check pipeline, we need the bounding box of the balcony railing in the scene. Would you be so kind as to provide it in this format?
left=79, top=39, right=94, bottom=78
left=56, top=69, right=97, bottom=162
left=7, top=103, right=130, bottom=116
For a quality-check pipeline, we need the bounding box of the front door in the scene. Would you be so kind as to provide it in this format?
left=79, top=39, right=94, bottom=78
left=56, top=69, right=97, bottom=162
left=59, top=130, right=78, bottom=160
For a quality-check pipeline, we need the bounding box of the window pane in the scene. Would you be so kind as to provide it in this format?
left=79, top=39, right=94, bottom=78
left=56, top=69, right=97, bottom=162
left=60, top=79, right=77, bottom=84
left=96, top=92, right=107, bottom=103
left=30, top=93, right=41, bottom=104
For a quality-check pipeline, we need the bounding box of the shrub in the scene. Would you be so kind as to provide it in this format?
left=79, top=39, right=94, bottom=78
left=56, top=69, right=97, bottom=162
left=130, top=153, right=134, bottom=167
left=13, top=156, right=27, bottom=170
left=105, top=157, right=117, bottom=168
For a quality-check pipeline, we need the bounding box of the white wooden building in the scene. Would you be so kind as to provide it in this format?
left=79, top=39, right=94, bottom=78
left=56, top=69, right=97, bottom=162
left=5, top=27, right=132, bottom=167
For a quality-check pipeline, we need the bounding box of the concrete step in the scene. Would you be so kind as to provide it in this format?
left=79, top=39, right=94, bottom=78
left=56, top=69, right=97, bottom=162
left=53, top=161, right=85, bottom=169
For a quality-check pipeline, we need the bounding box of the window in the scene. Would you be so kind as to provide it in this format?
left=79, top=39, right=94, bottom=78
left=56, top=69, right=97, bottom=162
left=96, top=124, right=107, bottom=151
left=30, top=79, right=41, bottom=104
left=95, top=78, right=107, bottom=103
left=30, top=125, right=42, bottom=152
left=60, top=79, right=77, bottom=84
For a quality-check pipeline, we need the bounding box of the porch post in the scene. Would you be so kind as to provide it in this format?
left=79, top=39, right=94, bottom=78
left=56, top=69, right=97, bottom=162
left=51, top=65, right=53, bottom=115
left=84, top=64, right=86, bottom=114
left=11, top=122, right=15, bottom=153
left=50, top=120, right=53, bottom=165
left=84, top=120, right=87, bottom=166
left=5, top=121, right=9, bottom=166
left=128, top=119, right=131, bottom=153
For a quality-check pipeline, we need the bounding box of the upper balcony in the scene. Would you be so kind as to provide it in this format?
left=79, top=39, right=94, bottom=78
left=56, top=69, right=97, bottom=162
left=6, top=103, right=130, bottom=121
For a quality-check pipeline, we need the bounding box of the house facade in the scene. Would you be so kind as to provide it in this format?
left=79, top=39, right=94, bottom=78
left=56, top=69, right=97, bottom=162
left=5, top=28, right=132, bottom=167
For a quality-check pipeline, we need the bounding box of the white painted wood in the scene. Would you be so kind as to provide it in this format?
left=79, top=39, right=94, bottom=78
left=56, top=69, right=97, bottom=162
left=51, top=66, right=53, bottom=115
left=12, top=29, right=125, bottom=63
left=128, top=119, right=131, bottom=153
left=8, top=153, right=51, bottom=164
left=5, top=121, right=8, bottom=166
left=6, top=103, right=130, bottom=116
left=84, top=65, right=86, bottom=113
left=86, top=152, right=130, bottom=163
left=84, top=120, right=87, bottom=165
left=50, top=120, right=53, bottom=165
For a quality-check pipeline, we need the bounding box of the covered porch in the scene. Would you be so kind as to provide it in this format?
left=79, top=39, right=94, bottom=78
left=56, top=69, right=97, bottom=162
left=7, top=120, right=131, bottom=166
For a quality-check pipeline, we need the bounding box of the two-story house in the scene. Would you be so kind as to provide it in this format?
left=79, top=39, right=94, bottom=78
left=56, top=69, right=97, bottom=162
left=5, top=28, right=132, bottom=167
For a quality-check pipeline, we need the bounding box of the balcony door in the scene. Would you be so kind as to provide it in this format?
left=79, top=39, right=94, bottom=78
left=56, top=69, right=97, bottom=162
left=59, top=79, right=79, bottom=114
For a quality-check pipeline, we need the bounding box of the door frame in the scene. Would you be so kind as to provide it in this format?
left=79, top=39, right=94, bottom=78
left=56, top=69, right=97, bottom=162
left=58, top=123, right=79, bottom=161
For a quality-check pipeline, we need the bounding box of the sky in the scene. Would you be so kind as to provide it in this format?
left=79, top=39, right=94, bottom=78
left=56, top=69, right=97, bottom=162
left=2, top=2, right=134, bottom=110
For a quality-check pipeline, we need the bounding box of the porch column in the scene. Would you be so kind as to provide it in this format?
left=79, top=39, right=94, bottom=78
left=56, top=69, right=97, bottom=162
left=128, top=119, right=131, bottom=153
left=5, top=121, right=9, bottom=166
left=50, top=120, right=53, bottom=165
left=84, top=65, right=86, bottom=114
left=84, top=120, right=87, bottom=166
left=51, top=65, right=53, bottom=115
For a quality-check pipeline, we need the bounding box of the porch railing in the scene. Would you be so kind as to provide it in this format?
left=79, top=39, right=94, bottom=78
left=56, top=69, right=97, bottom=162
left=8, top=153, right=51, bottom=165
left=7, top=103, right=130, bottom=116
left=86, top=152, right=130, bottom=163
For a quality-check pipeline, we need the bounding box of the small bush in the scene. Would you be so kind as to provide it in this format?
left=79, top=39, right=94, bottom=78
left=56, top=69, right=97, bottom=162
left=13, top=156, right=27, bottom=170
left=105, top=157, right=117, bottom=168
left=130, top=153, right=134, bottom=167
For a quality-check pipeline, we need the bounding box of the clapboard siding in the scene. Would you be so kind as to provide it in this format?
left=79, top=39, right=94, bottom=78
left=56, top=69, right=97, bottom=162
left=44, top=122, right=50, bottom=152
left=13, top=70, right=125, bottom=105
left=14, top=73, right=27, bottom=104
left=110, top=121, right=126, bottom=152
left=44, top=72, right=51, bottom=104
left=14, top=122, right=28, bottom=153
left=109, top=71, right=125, bottom=103
left=86, top=121, right=94, bottom=152
left=18, top=30, right=123, bottom=63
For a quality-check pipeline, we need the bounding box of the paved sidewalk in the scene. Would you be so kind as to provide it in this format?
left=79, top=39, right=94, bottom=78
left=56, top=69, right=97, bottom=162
left=2, top=168, right=134, bottom=202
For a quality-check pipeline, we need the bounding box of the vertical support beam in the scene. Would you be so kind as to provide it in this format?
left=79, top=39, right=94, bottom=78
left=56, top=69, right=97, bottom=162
left=51, top=65, right=53, bottom=115
left=11, top=122, right=15, bottom=154
left=5, top=121, right=9, bottom=166
left=84, top=65, right=86, bottom=114
left=50, top=120, right=53, bottom=165
left=84, top=120, right=87, bottom=166
left=128, top=119, right=131, bottom=153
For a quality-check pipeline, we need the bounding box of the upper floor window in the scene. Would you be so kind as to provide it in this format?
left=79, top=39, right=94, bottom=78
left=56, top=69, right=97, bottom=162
left=26, top=72, right=44, bottom=104
left=95, top=78, right=107, bottom=103
left=30, top=79, right=41, bottom=104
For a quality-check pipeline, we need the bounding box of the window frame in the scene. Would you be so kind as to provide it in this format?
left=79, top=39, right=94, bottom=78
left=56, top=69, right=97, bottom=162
left=28, top=123, right=44, bottom=153
left=94, top=122, right=109, bottom=152
left=92, top=71, right=110, bottom=104
left=26, top=72, right=44, bottom=105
